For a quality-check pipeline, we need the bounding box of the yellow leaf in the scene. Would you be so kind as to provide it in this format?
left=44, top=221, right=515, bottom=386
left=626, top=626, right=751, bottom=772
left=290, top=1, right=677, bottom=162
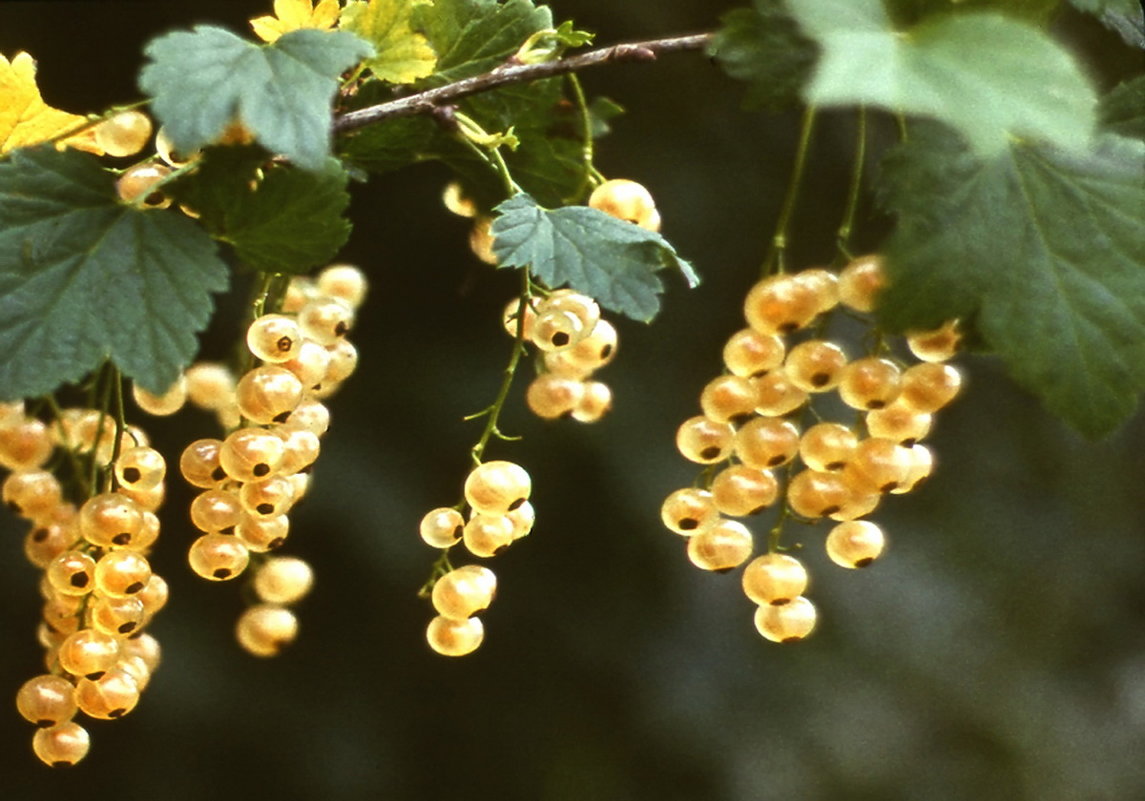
left=250, top=0, right=341, bottom=43
left=340, top=0, right=437, bottom=84
left=0, top=52, right=102, bottom=155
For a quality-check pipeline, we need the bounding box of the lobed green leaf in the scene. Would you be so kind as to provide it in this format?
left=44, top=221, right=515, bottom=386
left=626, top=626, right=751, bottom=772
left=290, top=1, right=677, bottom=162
left=708, top=2, right=818, bottom=111
left=1099, top=76, right=1145, bottom=141
left=0, top=147, right=228, bottom=398
left=490, top=193, right=698, bottom=322
left=412, top=0, right=552, bottom=82
left=1066, top=0, right=1145, bottom=48
left=877, top=124, right=1145, bottom=437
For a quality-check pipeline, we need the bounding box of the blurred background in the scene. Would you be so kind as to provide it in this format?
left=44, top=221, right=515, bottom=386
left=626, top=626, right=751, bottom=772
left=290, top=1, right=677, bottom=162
left=1, top=1, right=1143, bottom=799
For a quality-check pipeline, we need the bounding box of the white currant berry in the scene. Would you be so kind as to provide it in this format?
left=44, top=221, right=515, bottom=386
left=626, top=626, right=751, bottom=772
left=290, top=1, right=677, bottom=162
left=754, top=596, right=817, bottom=643
left=426, top=615, right=485, bottom=656
left=742, top=553, right=808, bottom=606
left=236, top=604, right=299, bottom=657
left=316, top=264, right=368, bottom=309
left=94, top=110, right=153, bottom=157
left=464, top=460, right=531, bottom=515
left=660, top=488, right=719, bottom=535
left=826, top=520, right=886, bottom=568
left=588, top=179, right=659, bottom=230
left=432, top=565, right=498, bottom=619
left=420, top=507, right=465, bottom=548
left=686, top=519, right=754, bottom=572
left=253, top=557, right=314, bottom=605
left=246, top=314, right=303, bottom=363
left=837, top=254, right=885, bottom=312
left=676, top=416, right=735, bottom=464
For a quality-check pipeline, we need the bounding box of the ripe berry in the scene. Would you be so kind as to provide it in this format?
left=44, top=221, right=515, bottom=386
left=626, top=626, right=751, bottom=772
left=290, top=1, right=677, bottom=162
left=462, top=514, right=515, bottom=558
left=700, top=375, right=760, bottom=424
left=571, top=381, right=613, bottom=423
left=506, top=501, right=536, bottom=540
left=526, top=373, right=584, bottom=419
left=253, top=557, right=314, bottom=605
left=660, top=488, right=720, bottom=535
left=274, top=427, right=321, bottom=475
left=898, top=363, right=963, bottom=413
left=549, top=319, right=618, bottom=375
left=179, top=438, right=227, bottom=488
left=443, top=181, right=478, bottom=218
left=588, top=179, right=659, bottom=231
left=837, top=357, right=902, bottom=411
left=907, top=319, right=962, bottom=362
left=891, top=444, right=934, bottom=495
left=239, top=476, right=296, bottom=519
left=113, top=446, right=166, bottom=491
left=282, top=398, right=331, bottom=436
left=741, top=553, right=808, bottom=606
left=24, top=523, right=78, bottom=570
left=236, top=366, right=304, bottom=425
left=0, top=417, right=53, bottom=470
left=465, top=460, right=531, bottom=515
left=722, top=328, right=786, bottom=378
left=246, top=314, right=303, bottom=363
left=426, top=614, right=485, bottom=656
left=419, top=507, right=465, bottom=548
left=89, top=593, right=147, bottom=638
left=530, top=308, right=587, bottom=351
left=155, top=126, right=199, bottom=167
left=94, top=110, right=153, bottom=157
left=751, top=368, right=809, bottom=416
left=710, top=465, right=779, bottom=516
left=17, top=674, right=77, bottom=728
left=74, top=667, right=140, bottom=720
left=188, top=534, right=250, bottom=581
left=236, top=604, right=299, bottom=657
left=219, top=428, right=286, bottom=482
left=837, top=254, right=885, bottom=312
left=235, top=514, right=290, bottom=553
left=686, top=519, right=754, bottom=572
left=845, top=437, right=914, bottom=494
left=735, top=418, right=800, bottom=469
left=116, top=163, right=172, bottom=208
left=298, top=298, right=354, bottom=345
left=432, top=565, right=498, bottom=619
left=793, top=268, right=840, bottom=314
left=784, top=340, right=848, bottom=392
left=93, top=550, right=152, bottom=598
left=676, top=416, right=735, bottom=464
left=826, top=520, right=886, bottom=568
left=743, top=274, right=822, bottom=334
left=184, top=363, right=237, bottom=411
left=57, top=629, right=120, bottom=680
left=865, top=402, right=932, bottom=445
left=32, top=721, right=90, bottom=767
left=798, top=422, right=858, bottom=471
left=3, top=469, right=63, bottom=520
left=753, top=596, right=817, bottom=643
left=786, top=469, right=853, bottom=518
left=79, top=492, right=144, bottom=548
left=316, top=264, right=368, bottom=309
left=469, top=217, right=498, bottom=264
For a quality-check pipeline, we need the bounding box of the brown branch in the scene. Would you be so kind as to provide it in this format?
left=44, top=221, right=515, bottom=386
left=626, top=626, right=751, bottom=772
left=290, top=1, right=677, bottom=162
left=333, top=33, right=714, bottom=135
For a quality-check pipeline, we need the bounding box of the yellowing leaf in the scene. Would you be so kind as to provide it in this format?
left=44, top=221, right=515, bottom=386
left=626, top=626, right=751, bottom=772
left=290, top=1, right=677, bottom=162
left=251, top=0, right=341, bottom=43
left=0, top=52, right=101, bottom=155
left=340, top=0, right=437, bottom=84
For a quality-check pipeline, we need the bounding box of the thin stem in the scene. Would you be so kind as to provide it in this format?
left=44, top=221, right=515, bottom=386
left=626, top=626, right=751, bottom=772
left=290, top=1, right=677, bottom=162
left=453, top=111, right=521, bottom=196
left=42, top=394, right=91, bottom=498
left=88, top=362, right=114, bottom=493
left=106, top=365, right=129, bottom=484
left=334, top=33, right=713, bottom=134
left=566, top=73, right=604, bottom=200
left=835, top=106, right=867, bottom=262
left=764, top=105, right=818, bottom=276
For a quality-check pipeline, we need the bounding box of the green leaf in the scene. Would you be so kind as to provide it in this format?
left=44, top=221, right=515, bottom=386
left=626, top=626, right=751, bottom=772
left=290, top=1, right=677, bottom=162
left=171, top=146, right=351, bottom=274
left=1066, top=0, right=1145, bottom=48
left=0, top=147, right=228, bottom=399
left=490, top=193, right=698, bottom=322
left=789, top=0, right=1098, bottom=154
left=1099, top=76, right=1145, bottom=140
left=877, top=124, right=1145, bottom=437
left=340, top=0, right=437, bottom=83
left=412, top=0, right=552, bottom=82
left=708, top=2, right=818, bottom=111
left=138, top=26, right=374, bottom=170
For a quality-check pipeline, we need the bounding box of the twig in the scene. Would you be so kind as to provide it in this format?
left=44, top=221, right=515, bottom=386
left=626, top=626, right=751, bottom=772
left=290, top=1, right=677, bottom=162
left=333, top=33, right=714, bottom=135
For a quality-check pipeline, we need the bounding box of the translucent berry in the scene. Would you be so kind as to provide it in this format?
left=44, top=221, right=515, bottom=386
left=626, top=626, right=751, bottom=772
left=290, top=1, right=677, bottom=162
left=530, top=308, right=587, bottom=352
left=236, top=604, right=299, bottom=657
left=443, top=181, right=478, bottom=218
left=469, top=217, right=498, bottom=264
left=188, top=533, right=250, bottom=580
left=239, top=476, right=296, bottom=519
left=219, top=428, right=286, bottom=482
left=793, top=268, right=840, bottom=314
left=184, top=362, right=237, bottom=411
left=420, top=507, right=465, bottom=548
left=113, top=446, right=166, bottom=491
left=24, top=522, right=77, bottom=570
left=79, top=492, right=144, bottom=548
left=321, top=339, right=359, bottom=386
left=426, top=614, right=485, bottom=656
left=890, top=444, right=934, bottom=495
left=32, top=721, right=90, bottom=767
left=507, top=501, right=536, bottom=540
left=236, top=365, right=304, bottom=425
left=588, top=179, right=659, bottom=230
left=281, top=398, right=331, bottom=436
left=0, top=418, right=54, bottom=470
left=907, top=319, right=962, bottom=362
left=786, top=469, right=853, bottom=518
left=432, top=565, right=498, bottom=620
left=465, top=460, right=531, bottom=515
left=676, top=416, right=735, bottom=464
left=316, top=264, right=368, bottom=309
left=751, top=368, right=809, bottom=416
left=700, top=375, right=760, bottom=424
left=94, top=551, right=151, bottom=597
left=549, top=319, right=618, bottom=375
left=90, top=595, right=146, bottom=636
left=710, top=465, right=779, bottom=516
left=660, top=488, right=720, bottom=535
left=235, top=514, right=290, bottom=553
left=74, top=667, right=140, bottom=720
left=538, top=290, right=600, bottom=336
left=743, top=274, right=822, bottom=334
left=116, top=163, right=172, bottom=208
left=137, top=572, right=170, bottom=619
left=722, top=328, right=786, bottom=378
left=155, top=126, right=200, bottom=167
left=826, top=520, right=886, bottom=568
left=827, top=488, right=881, bottom=522
left=17, top=674, right=77, bottom=728
left=846, top=437, right=914, bottom=494
left=798, top=422, right=859, bottom=472
left=3, top=470, right=63, bottom=520
left=253, top=557, right=314, bottom=605
left=898, top=363, right=963, bottom=413
left=179, top=438, right=227, bottom=488
left=741, top=553, right=808, bottom=606
left=785, top=340, right=848, bottom=392
left=735, top=417, right=800, bottom=469
left=94, top=110, right=152, bottom=157
left=298, top=298, right=354, bottom=345
left=571, top=381, right=613, bottom=423
left=837, top=254, right=885, bottom=312
left=121, top=632, right=162, bottom=673
left=462, top=514, right=515, bottom=558
left=837, top=357, right=902, bottom=410
left=190, top=489, right=243, bottom=534
left=246, top=314, right=303, bottom=363
left=274, top=427, right=321, bottom=475
left=865, top=402, right=932, bottom=445
left=686, top=519, right=754, bottom=572
left=526, top=373, right=584, bottom=419
left=57, top=629, right=120, bottom=680
left=754, top=596, right=817, bottom=643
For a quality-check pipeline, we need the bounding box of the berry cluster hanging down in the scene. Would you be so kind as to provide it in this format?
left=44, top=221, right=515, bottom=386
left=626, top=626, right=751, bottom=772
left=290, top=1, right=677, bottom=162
left=661, top=255, right=963, bottom=643
left=177, top=264, right=364, bottom=657
left=3, top=400, right=167, bottom=767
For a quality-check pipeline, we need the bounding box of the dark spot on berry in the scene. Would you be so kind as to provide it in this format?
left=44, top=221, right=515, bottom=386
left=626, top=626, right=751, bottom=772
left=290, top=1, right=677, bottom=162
left=144, top=191, right=165, bottom=206
left=867, top=400, right=886, bottom=409
left=108, top=708, right=126, bottom=718
left=276, top=335, right=293, bottom=352
left=118, top=622, right=137, bottom=634
left=600, top=344, right=613, bottom=358
left=700, top=446, right=721, bottom=460
left=825, top=461, right=845, bottom=471
left=767, top=455, right=787, bottom=466
left=811, top=373, right=830, bottom=388
left=901, top=437, right=917, bottom=448
left=551, top=332, right=570, bottom=347
left=679, top=518, right=698, bottom=531
left=452, top=525, right=463, bottom=538
left=268, top=538, right=285, bottom=549
left=125, top=581, right=145, bottom=594
left=729, top=412, right=754, bottom=426
left=493, top=545, right=510, bottom=556
left=781, top=636, right=803, bottom=643
left=854, top=557, right=873, bottom=568
left=334, top=321, right=349, bottom=337
left=128, top=630, right=143, bottom=640
left=7, top=500, right=22, bottom=513
left=122, top=467, right=142, bottom=484
left=714, top=567, right=735, bottom=574
left=70, top=573, right=89, bottom=588
left=211, top=467, right=227, bottom=481
left=112, top=533, right=132, bottom=546
left=35, top=719, right=53, bottom=728
left=508, top=497, right=525, bottom=511
left=879, top=482, right=899, bottom=493
left=85, top=671, right=105, bottom=681
left=212, top=569, right=232, bottom=579
left=257, top=503, right=274, bottom=515
left=778, top=322, right=798, bottom=333
left=220, top=525, right=235, bottom=535
left=272, top=411, right=291, bottom=424
left=32, top=528, right=49, bottom=542
left=821, top=505, right=841, bottom=516
left=559, top=410, right=574, bottom=420
left=770, top=598, right=791, bottom=606
left=253, top=463, right=270, bottom=477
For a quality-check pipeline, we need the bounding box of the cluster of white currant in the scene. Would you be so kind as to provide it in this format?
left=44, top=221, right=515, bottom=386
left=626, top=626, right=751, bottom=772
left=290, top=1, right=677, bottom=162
left=661, top=255, right=964, bottom=643
left=2, top=402, right=167, bottom=767
left=171, top=265, right=364, bottom=656
left=418, top=460, right=535, bottom=656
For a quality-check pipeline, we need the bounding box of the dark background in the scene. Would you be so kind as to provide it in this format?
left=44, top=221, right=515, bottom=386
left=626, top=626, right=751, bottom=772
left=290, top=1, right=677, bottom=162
left=1, top=1, right=1143, bottom=799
